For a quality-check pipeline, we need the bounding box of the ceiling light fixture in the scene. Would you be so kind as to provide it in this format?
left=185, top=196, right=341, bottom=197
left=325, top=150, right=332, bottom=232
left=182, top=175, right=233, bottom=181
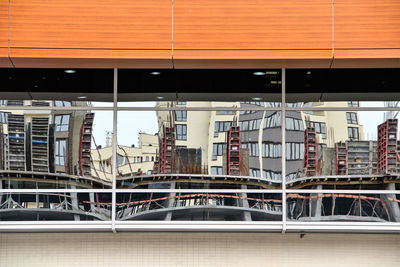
left=253, top=72, right=266, bottom=76
left=77, top=96, right=87, bottom=99
left=252, top=97, right=262, bottom=101
left=156, top=96, right=164, bottom=100
left=64, top=70, right=76, bottom=74
left=150, top=71, right=161, bottom=75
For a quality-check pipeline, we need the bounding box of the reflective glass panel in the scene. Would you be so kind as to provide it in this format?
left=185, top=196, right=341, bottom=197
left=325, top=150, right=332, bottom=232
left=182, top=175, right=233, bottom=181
left=116, top=192, right=282, bottom=221
left=0, top=192, right=111, bottom=221
left=0, top=109, right=113, bottom=189
left=286, top=192, right=400, bottom=223
left=117, top=104, right=282, bottom=190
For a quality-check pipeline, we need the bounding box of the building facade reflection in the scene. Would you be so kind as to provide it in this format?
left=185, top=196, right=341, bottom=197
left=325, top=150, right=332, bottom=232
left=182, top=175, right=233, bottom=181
left=1, top=100, right=400, bottom=223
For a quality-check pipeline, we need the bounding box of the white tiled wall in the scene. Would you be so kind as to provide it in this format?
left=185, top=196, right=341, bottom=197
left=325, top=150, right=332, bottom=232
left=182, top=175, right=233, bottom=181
left=1, top=232, right=400, bottom=267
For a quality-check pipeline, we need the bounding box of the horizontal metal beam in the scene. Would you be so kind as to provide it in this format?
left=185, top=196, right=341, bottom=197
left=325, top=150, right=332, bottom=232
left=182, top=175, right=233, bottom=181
left=2, top=189, right=400, bottom=194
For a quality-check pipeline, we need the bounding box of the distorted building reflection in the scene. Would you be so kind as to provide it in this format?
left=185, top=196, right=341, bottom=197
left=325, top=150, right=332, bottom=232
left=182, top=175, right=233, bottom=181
left=1, top=99, right=400, bottom=223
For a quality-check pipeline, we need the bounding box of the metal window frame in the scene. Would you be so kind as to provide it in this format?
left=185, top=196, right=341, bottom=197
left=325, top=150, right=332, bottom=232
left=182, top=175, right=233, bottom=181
left=2, top=68, right=400, bottom=232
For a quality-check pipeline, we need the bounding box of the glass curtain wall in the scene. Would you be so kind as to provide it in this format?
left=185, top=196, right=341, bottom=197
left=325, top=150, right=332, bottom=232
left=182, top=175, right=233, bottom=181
left=1, top=69, right=400, bottom=232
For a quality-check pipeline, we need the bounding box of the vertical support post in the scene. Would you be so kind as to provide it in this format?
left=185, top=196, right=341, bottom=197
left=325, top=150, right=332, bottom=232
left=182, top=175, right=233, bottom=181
left=71, top=185, right=80, bottom=221
left=111, top=68, right=118, bottom=233
left=89, top=192, right=95, bottom=213
left=0, top=176, right=2, bottom=205
left=281, top=68, right=286, bottom=234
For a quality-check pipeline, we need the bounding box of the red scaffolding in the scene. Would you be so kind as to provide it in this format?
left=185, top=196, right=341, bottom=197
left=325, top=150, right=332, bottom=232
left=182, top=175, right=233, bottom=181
left=227, top=126, right=241, bottom=176
left=377, top=119, right=398, bottom=174
left=335, top=142, right=348, bottom=175
left=304, top=126, right=317, bottom=177
left=159, top=126, right=175, bottom=174
left=79, top=113, right=94, bottom=176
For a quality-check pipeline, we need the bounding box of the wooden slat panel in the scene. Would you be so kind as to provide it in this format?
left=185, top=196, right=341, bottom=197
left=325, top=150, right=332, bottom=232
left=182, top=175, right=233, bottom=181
left=332, top=49, right=400, bottom=68
left=174, top=50, right=332, bottom=68
left=0, top=1, right=7, bottom=48
left=10, top=0, right=172, bottom=50
left=10, top=48, right=173, bottom=68
left=0, top=2, right=12, bottom=67
left=335, top=0, right=400, bottom=49
left=174, top=0, right=332, bottom=50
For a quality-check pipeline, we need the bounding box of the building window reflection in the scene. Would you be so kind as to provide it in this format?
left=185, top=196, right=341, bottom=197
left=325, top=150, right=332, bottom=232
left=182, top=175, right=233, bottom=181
left=55, top=139, right=66, bottom=166
left=212, top=143, right=226, bottom=160
left=176, top=124, right=187, bottom=140
left=117, top=154, right=124, bottom=166
left=55, top=114, right=70, bottom=131
left=346, top=112, right=358, bottom=124
left=175, top=110, right=187, bottom=122
left=54, top=101, right=72, bottom=107
left=348, top=127, right=359, bottom=140
left=214, top=121, right=233, bottom=136
left=211, top=166, right=223, bottom=175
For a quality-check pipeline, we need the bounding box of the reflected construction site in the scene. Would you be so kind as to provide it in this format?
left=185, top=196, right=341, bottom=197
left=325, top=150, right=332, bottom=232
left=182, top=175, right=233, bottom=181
left=1, top=99, right=400, bottom=223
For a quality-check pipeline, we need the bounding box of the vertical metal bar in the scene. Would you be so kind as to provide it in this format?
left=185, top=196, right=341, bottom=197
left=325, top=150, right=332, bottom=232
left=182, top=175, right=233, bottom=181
left=111, top=68, right=118, bottom=233
left=281, top=68, right=287, bottom=234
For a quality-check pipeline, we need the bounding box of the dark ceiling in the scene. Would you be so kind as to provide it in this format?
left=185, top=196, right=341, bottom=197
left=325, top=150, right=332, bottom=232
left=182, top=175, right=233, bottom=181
left=0, top=68, right=398, bottom=102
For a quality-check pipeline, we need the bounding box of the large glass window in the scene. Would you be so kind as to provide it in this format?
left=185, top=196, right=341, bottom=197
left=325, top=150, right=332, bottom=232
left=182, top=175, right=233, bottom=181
left=2, top=68, right=400, bottom=232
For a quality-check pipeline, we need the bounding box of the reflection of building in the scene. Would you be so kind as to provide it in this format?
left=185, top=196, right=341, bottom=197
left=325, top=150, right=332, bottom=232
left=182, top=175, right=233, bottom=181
left=302, top=101, right=363, bottom=147
left=156, top=101, right=239, bottom=174
left=155, top=101, right=363, bottom=179
left=0, top=100, right=90, bottom=176
left=90, top=133, right=158, bottom=180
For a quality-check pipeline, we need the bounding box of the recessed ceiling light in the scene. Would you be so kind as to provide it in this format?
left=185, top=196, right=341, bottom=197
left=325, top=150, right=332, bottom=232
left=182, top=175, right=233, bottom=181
left=252, top=97, right=262, bottom=101
left=156, top=96, right=164, bottom=100
left=151, top=71, right=161, bottom=75
left=77, top=96, right=87, bottom=99
left=253, top=72, right=266, bottom=76
left=306, top=71, right=312, bottom=75
left=64, top=70, right=76, bottom=74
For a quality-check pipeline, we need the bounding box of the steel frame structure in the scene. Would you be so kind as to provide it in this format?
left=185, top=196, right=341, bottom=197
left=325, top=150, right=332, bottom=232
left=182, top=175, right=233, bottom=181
left=304, top=127, right=318, bottom=177
left=377, top=119, right=398, bottom=173
left=1, top=68, right=400, bottom=233
left=336, top=142, right=348, bottom=175
left=227, top=126, right=241, bottom=176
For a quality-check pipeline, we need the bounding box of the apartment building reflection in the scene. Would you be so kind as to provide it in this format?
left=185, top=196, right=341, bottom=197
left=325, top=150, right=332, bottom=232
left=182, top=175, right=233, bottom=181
left=1, top=99, right=400, bottom=223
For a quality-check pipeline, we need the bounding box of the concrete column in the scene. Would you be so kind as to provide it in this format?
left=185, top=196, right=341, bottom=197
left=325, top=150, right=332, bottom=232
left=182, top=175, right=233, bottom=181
left=164, top=182, right=176, bottom=221
left=369, top=141, right=374, bottom=175
left=71, top=186, right=80, bottom=221
left=36, top=193, right=39, bottom=208
left=381, top=183, right=400, bottom=222
left=240, top=185, right=252, bottom=221
left=89, top=192, right=95, bottom=213
left=310, top=185, right=322, bottom=218
left=0, top=178, right=3, bottom=206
